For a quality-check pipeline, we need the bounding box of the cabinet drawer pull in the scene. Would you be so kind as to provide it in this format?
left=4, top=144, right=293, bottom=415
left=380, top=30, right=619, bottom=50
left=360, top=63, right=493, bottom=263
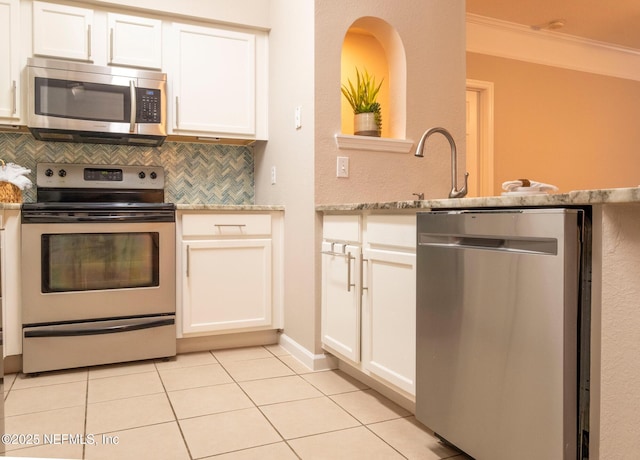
left=214, top=224, right=247, bottom=233
left=346, top=252, right=355, bottom=292
left=321, top=249, right=355, bottom=291
left=361, top=256, right=368, bottom=294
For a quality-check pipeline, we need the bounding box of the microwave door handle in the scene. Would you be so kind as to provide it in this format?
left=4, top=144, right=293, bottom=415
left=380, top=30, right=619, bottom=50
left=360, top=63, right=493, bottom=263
left=129, top=80, right=136, bottom=133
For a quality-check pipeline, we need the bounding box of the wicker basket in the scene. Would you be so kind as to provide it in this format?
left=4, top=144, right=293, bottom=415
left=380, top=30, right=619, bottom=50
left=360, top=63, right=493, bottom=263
left=0, top=181, right=22, bottom=203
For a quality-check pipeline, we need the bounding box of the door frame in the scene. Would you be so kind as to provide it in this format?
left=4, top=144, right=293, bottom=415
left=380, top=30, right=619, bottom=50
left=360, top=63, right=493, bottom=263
left=466, top=79, right=495, bottom=196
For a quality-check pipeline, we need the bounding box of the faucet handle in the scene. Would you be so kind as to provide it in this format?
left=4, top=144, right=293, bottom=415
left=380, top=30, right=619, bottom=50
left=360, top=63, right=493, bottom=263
left=412, top=192, right=425, bottom=200
left=449, top=172, right=469, bottom=199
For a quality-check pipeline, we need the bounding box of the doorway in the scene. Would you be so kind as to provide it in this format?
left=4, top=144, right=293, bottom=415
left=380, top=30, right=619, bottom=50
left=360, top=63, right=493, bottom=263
left=465, top=79, right=494, bottom=197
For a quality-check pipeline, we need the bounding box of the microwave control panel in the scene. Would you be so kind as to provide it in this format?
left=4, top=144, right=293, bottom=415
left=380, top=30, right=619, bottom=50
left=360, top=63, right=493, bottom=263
left=136, top=88, right=162, bottom=123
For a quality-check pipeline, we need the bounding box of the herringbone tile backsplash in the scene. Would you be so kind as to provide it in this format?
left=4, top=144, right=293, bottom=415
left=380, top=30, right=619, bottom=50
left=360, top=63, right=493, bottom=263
left=0, top=133, right=254, bottom=204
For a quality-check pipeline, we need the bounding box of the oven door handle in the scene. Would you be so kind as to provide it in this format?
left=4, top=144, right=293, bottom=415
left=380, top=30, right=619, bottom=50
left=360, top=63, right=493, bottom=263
left=22, top=213, right=175, bottom=223
left=24, top=318, right=175, bottom=338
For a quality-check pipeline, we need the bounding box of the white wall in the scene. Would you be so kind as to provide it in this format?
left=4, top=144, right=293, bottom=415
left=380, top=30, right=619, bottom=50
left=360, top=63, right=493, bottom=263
left=254, top=0, right=317, bottom=353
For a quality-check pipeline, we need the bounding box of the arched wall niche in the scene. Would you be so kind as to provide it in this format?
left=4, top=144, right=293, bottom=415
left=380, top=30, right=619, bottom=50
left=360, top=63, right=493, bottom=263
left=340, top=16, right=407, bottom=140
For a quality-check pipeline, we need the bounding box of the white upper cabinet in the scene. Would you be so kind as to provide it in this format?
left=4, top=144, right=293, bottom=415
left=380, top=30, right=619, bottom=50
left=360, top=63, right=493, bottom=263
left=169, top=22, right=268, bottom=140
left=0, top=0, right=20, bottom=122
left=32, top=1, right=94, bottom=62
left=31, top=2, right=162, bottom=69
left=107, top=13, right=162, bottom=69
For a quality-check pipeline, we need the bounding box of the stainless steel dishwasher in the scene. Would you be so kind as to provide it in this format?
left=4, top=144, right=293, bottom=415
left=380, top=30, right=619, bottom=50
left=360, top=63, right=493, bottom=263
left=416, top=208, right=588, bottom=460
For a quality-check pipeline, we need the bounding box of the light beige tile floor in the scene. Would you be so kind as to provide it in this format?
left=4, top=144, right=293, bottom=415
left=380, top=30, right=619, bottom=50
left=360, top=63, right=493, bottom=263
left=2, top=345, right=472, bottom=459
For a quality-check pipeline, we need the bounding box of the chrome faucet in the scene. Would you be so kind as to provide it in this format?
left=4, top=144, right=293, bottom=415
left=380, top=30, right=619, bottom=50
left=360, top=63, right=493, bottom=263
left=415, top=127, right=469, bottom=198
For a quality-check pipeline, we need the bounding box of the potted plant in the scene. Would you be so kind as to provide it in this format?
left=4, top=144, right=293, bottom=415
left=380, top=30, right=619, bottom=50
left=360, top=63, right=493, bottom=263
left=341, top=68, right=383, bottom=137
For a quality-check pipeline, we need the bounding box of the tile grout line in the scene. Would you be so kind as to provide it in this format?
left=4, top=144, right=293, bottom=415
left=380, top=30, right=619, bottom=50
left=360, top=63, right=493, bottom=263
left=217, top=346, right=302, bottom=459
left=82, top=368, right=89, bottom=460
left=154, top=355, right=197, bottom=460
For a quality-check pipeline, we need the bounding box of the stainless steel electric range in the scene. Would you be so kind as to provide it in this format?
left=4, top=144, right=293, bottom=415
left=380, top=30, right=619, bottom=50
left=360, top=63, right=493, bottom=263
left=21, top=163, right=176, bottom=374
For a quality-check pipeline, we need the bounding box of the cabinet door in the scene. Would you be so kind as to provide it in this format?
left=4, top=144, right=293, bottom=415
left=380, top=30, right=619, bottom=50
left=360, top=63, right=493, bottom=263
left=33, top=1, right=93, bottom=61
left=321, top=242, right=362, bottom=363
left=1, top=210, right=21, bottom=357
left=0, top=0, right=19, bottom=121
left=182, top=239, right=272, bottom=334
left=108, top=13, right=162, bottom=69
left=362, top=247, right=416, bottom=394
left=172, top=23, right=256, bottom=136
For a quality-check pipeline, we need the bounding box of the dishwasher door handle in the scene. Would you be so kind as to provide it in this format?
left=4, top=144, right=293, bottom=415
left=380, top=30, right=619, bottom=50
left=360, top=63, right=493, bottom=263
left=418, top=234, right=558, bottom=255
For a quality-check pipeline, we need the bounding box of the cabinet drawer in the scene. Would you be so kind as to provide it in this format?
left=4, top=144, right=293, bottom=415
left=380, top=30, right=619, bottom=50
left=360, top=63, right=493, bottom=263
left=366, top=214, right=416, bottom=249
left=323, top=215, right=361, bottom=243
left=182, top=213, right=271, bottom=237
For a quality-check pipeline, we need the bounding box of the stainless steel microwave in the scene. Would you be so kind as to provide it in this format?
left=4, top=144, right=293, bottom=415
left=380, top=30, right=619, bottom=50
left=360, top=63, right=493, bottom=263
left=26, top=58, right=167, bottom=146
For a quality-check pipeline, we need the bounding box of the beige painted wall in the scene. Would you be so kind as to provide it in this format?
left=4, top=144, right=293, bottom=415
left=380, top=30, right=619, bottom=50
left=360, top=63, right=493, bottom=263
left=467, top=52, right=640, bottom=194
left=255, top=0, right=466, bottom=355
left=315, top=1, right=467, bottom=205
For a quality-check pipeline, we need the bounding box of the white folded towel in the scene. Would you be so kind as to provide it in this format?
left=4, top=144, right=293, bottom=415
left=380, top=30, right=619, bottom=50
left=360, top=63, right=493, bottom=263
left=502, top=179, right=558, bottom=192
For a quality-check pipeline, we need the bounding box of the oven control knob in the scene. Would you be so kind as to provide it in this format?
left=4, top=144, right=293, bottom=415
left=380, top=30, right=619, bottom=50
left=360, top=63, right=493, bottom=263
left=45, top=168, right=54, bottom=177
left=58, top=169, right=67, bottom=177
left=138, top=171, right=146, bottom=179
left=150, top=171, right=157, bottom=180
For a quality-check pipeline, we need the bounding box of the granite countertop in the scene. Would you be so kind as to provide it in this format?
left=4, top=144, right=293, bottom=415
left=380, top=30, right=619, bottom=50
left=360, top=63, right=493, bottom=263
left=316, top=187, right=640, bottom=212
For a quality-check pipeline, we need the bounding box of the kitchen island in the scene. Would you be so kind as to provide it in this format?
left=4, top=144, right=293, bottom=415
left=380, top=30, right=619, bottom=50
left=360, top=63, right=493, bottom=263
left=318, top=186, right=640, bottom=460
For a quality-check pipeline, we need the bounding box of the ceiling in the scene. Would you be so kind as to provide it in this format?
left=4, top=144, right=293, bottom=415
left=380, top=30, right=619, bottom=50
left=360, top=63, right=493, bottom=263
left=467, top=0, right=640, bottom=50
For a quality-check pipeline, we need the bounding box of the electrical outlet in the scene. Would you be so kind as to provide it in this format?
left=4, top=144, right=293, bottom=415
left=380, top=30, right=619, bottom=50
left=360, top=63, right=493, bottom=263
left=271, top=166, right=277, bottom=185
left=337, top=157, right=349, bottom=178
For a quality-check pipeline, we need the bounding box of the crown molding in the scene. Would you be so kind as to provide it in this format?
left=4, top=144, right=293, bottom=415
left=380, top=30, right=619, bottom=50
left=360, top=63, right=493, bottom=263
left=466, top=13, right=640, bottom=82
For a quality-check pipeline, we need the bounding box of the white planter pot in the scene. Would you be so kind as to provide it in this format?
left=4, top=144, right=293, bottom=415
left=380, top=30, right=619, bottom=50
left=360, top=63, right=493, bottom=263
left=354, top=112, right=380, bottom=137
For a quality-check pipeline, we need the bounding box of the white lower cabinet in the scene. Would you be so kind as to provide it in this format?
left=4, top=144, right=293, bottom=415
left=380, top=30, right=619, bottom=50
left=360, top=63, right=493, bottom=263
left=362, top=246, right=416, bottom=394
left=178, top=211, right=282, bottom=337
left=183, top=239, right=272, bottom=333
left=321, top=213, right=417, bottom=396
left=321, top=241, right=362, bottom=363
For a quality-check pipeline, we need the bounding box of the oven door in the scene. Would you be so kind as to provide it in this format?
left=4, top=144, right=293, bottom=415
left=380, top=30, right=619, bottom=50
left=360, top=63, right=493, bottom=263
left=21, top=220, right=175, bottom=325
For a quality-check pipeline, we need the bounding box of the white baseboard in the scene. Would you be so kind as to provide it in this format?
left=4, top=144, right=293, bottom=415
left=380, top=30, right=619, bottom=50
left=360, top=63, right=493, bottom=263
left=278, top=334, right=338, bottom=371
